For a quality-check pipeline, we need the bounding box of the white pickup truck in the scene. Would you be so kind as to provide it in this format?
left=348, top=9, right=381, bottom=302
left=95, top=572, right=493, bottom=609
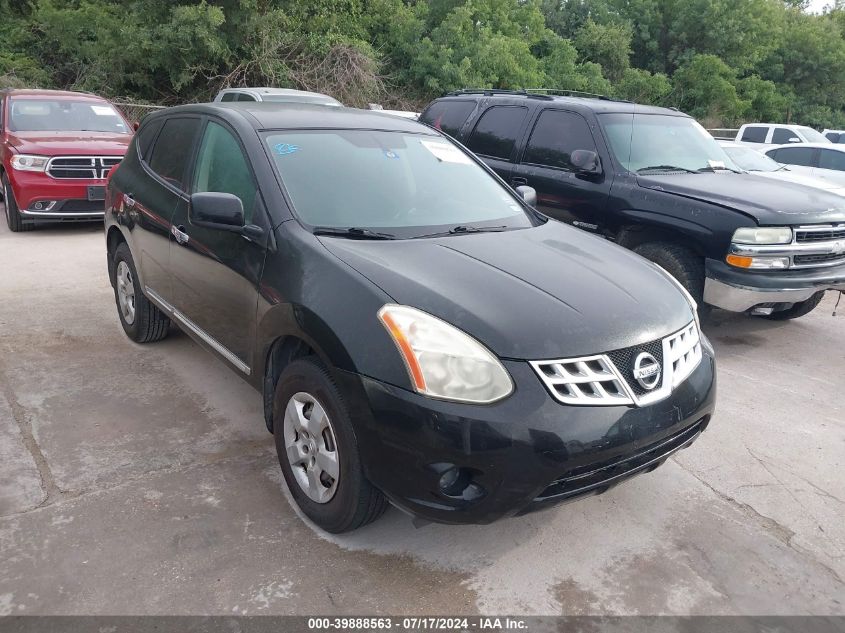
left=734, top=123, right=830, bottom=150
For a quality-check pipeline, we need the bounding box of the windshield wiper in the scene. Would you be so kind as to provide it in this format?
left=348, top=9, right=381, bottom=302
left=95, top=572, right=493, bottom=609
left=414, top=224, right=509, bottom=239
left=312, top=226, right=397, bottom=240
left=697, top=165, right=742, bottom=174
left=636, top=165, right=698, bottom=174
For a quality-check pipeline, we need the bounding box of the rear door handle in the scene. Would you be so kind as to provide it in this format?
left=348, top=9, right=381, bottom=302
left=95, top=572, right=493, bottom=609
left=122, top=193, right=135, bottom=208
left=511, top=177, right=528, bottom=187
left=171, top=225, right=190, bottom=245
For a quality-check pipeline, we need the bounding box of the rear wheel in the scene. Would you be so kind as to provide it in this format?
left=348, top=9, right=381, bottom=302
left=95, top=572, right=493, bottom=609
left=274, top=357, right=388, bottom=533
left=2, top=174, right=34, bottom=232
left=762, top=291, right=825, bottom=321
left=112, top=243, right=170, bottom=342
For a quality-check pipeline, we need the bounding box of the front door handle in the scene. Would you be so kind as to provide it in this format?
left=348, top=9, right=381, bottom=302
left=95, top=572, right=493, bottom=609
left=511, top=177, right=528, bottom=187
left=171, top=224, right=190, bottom=245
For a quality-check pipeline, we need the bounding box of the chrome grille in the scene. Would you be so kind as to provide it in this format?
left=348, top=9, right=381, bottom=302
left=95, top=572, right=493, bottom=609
left=795, top=225, right=845, bottom=243
left=531, top=320, right=702, bottom=407
left=47, top=156, right=122, bottom=180
left=730, top=224, right=845, bottom=269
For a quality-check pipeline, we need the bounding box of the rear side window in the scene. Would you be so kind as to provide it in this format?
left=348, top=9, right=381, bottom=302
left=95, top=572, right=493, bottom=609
left=148, top=117, right=201, bottom=190
left=220, top=93, right=237, bottom=102
left=818, top=149, right=845, bottom=171
left=523, top=109, right=596, bottom=170
left=467, top=106, right=528, bottom=160
left=770, top=146, right=815, bottom=167
left=137, top=119, right=163, bottom=160
left=772, top=127, right=797, bottom=144
left=237, top=93, right=257, bottom=102
left=741, top=126, right=767, bottom=143
left=193, top=121, right=257, bottom=222
left=420, top=100, right=475, bottom=137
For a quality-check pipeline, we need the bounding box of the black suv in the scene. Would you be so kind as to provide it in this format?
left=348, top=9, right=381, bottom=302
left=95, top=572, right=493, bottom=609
left=105, top=102, right=715, bottom=532
left=420, top=90, right=845, bottom=319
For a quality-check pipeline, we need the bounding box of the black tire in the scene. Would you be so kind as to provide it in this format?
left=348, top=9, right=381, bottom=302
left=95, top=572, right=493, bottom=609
left=112, top=242, right=170, bottom=343
left=634, top=241, right=708, bottom=311
left=273, top=357, right=388, bottom=533
left=762, top=291, right=825, bottom=321
left=2, top=174, right=34, bottom=232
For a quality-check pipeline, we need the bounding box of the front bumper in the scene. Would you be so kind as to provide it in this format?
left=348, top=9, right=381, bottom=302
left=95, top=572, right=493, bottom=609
left=704, top=258, right=845, bottom=312
left=337, top=341, right=716, bottom=525
left=8, top=169, right=107, bottom=221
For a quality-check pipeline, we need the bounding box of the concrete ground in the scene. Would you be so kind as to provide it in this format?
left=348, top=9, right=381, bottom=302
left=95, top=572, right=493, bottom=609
left=0, top=211, right=843, bottom=616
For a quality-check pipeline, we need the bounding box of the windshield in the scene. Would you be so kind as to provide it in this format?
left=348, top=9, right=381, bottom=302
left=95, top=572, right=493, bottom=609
left=798, top=126, right=829, bottom=143
left=265, top=130, right=534, bottom=238
left=722, top=146, right=782, bottom=172
left=8, top=99, right=130, bottom=134
left=262, top=94, right=341, bottom=106
left=600, top=113, right=739, bottom=173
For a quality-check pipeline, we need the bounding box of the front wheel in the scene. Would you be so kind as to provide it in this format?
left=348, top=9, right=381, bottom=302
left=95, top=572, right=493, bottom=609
left=3, top=174, right=34, bottom=232
left=633, top=241, right=707, bottom=309
left=274, top=357, right=388, bottom=533
left=762, top=291, right=825, bottom=320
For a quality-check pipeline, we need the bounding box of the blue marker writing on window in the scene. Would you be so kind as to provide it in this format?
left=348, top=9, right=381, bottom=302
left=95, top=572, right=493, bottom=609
left=274, top=143, right=300, bottom=156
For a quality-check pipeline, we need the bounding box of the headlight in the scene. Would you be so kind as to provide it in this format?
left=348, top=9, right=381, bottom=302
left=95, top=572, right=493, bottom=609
left=10, top=155, right=49, bottom=172
left=732, top=227, right=792, bottom=245
left=726, top=254, right=790, bottom=270
left=377, top=304, right=514, bottom=404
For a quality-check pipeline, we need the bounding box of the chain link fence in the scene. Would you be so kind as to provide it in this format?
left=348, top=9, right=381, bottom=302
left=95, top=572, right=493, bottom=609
left=113, top=102, right=166, bottom=125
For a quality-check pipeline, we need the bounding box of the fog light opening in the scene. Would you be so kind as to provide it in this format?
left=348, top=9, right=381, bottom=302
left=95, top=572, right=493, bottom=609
left=433, top=464, right=485, bottom=501
left=29, top=201, right=56, bottom=211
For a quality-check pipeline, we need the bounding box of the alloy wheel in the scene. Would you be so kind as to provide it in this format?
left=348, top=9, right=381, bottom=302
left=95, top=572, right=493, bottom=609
left=282, top=391, right=340, bottom=503
left=116, top=260, right=136, bottom=325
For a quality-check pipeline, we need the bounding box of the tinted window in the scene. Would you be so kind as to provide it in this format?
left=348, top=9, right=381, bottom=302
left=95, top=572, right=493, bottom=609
left=523, top=110, right=596, bottom=170
left=771, top=146, right=815, bottom=167
left=220, top=93, right=237, bottom=102
left=137, top=119, right=163, bottom=160
left=467, top=106, right=528, bottom=160
left=741, top=126, right=768, bottom=143
left=772, top=127, right=797, bottom=144
left=818, top=149, right=845, bottom=171
left=420, top=100, right=475, bottom=137
left=148, top=117, right=201, bottom=190
left=193, top=121, right=257, bottom=222
left=825, top=132, right=840, bottom=142
left=236, top=93, right=257, bottom=102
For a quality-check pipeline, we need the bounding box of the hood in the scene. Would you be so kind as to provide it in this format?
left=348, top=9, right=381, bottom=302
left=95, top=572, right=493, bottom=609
left=320, top=221, right=693, bottom=360
left=637, top=172, right=845, bottom=224
left=752, top=170, right=845, bottom=197
left=7, top=131, right=131, bottom=156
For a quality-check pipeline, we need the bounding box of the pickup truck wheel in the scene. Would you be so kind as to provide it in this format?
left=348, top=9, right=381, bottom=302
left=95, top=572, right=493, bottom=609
left=2, top=174, right=34, bottom=232
left=112, top=243, right=170, bottom=343
left=633, top=242, right=705, bottom=307
left=274, top=357, right=388, bottom=533
left=762, top=291, right=825, bottom=320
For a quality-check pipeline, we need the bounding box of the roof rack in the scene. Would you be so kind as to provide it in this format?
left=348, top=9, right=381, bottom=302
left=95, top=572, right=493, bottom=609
left=444, top=88, right=631, bottom=103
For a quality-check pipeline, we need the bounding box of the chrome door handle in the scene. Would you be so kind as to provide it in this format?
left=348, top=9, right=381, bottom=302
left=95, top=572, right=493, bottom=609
left=171, top=225, right=190, bottom=245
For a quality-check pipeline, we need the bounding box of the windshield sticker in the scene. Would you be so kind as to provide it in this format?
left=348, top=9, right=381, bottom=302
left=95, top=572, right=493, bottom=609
left=708, top=159, right=726, bottom=170
left=383, top=149, right=399, bottom=160
left=91, top=105, right=116, bottom=116
left=419, top=139, right=472, bottom=165
left=274, top=142, right=300, bottom=156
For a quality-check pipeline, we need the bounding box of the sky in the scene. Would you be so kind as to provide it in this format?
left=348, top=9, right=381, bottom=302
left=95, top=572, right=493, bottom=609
left=806, top=0, right=834, bottom=13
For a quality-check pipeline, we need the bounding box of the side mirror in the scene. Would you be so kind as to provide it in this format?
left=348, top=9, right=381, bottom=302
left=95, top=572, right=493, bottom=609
left=788, top=137, right=801, bottom=143
left=571, top=149, right=602, bottom=175
left=189, top=192, right=265, bottom=240
left=515, top=185, right=537, bottom=207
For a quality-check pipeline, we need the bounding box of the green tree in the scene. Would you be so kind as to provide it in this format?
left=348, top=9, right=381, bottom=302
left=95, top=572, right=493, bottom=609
left=672, top=54, right=747, bottom=125
left=573, top=18, right=631, bottom=82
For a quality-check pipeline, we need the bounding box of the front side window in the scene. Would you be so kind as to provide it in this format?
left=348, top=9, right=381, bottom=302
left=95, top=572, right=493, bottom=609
left=818, top=149, right=845, bottom=171
left=467, top=106, right=528, bottom=160
left=193, top=121, right=257, bottom=221
left=771, top=146, right=815, bottom=167
left=220, top=93, right=237, bottom=102
left=741, top=126, right=767, bottom=143
left=523, top=110, right=596, bottom=170
left=8, top=98, right=130, bottom=134
left=797, top=126, right=829, bottom=143
left=148, top=117, right=201, bottom=190
left=419, top=101, right=475, bottom=137
left=772, top=128, right=798, bottom=144
left=236, top=93, right=257, bottom=102
left=265, top=130, right=534, bottom=238
left=601, top=113, right=739, bottom=173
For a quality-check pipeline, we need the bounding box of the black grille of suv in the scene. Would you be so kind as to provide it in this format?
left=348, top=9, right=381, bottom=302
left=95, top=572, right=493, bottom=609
left=606, top=339, right=664, bottom=397
left=794, top=226, right=845, bottom=243
left=793, top=253, right=845, bottom=266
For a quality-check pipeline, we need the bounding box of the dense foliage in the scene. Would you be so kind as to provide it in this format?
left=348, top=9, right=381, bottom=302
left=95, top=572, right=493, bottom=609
left=2, top=0, right=845, bottom=128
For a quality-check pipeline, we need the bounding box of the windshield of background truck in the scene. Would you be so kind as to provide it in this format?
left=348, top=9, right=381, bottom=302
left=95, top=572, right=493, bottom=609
left=798, top=126, right=829, bottom=143
left=600, top=113, right=740, bottom=173
left=722, top=145, right=782, bottom=172
left=8, top=99, right=130, bottom=134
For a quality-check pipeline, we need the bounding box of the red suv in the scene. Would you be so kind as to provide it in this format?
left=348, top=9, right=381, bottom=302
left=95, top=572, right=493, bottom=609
left=1, top=89, right=133, bottom=232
